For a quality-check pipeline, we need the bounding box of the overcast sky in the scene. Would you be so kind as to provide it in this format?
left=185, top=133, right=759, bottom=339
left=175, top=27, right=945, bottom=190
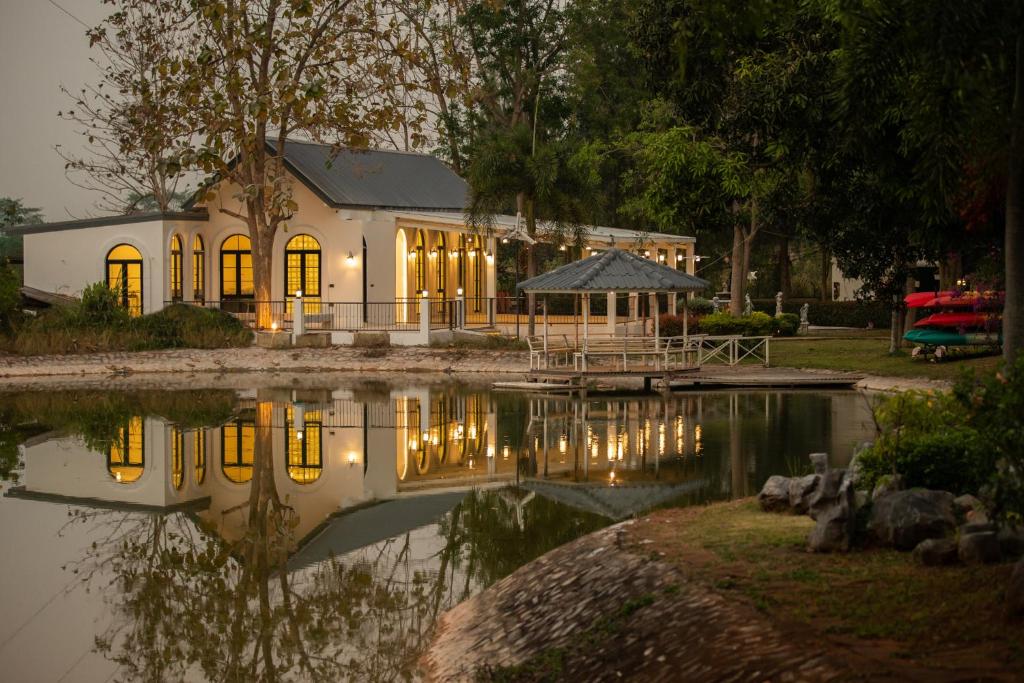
left=0, top=0, right=111, bottom=221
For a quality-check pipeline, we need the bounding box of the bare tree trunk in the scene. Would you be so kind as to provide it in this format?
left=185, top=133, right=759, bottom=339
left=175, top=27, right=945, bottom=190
left=777, top=233, right=791, bottom=297
left=729, top=221, right=745, bottom=316
left=889, top=299, right=900, bottom=355
left=820, top=247, right=832, bottom=302
left=1005, top=30, right=1024, bottom=364
left=902, top=273, right=917, bottom=348
left=252, top=232, right=274, bottom=330
left=525, top=198, right=538, bottom=336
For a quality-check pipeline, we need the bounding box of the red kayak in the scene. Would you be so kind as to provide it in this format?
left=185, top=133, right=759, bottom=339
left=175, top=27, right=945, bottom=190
left=923, top=291, right=1004, bottom=309
left=905, top=291, right=952, bottom=308
left=913, top=312, right=1000, bottom=329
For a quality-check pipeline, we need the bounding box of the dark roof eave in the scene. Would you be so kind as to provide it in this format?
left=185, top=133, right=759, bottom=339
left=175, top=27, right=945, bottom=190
left=518, top=286, right=708, bottom=294
left=7, top=211, right=209, bottom=235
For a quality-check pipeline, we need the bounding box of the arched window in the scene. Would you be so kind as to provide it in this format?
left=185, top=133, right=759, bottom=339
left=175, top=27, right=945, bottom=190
left=108, top=417, right=144, bottom=483
left=171, top=426, right=185, bottom=490
left=106, top=244, right=144, bottom=316
left=221, top=419, right=254, bottom=483
left=435, top=233, right=447, bottom=296
left=193, top=235, right=206, bottom=302
left=415, top=230, right=426, bottom=293
left=194, top=429, right=207, bottom=485
left=220, top=234, right=253, bottom=302
left=285, top=234, right=321, bottom=304
left=285, top=407, right=322, bottom=484
left=169, top=234, right=184, bottom=302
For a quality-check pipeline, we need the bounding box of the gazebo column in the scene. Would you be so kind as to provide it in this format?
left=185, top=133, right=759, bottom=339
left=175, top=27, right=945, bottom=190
left=628, top=292, right=638, bottom=323
left=606, top=292, right=617, bottom=337
left=542, top=296, right=549, bottom=368
left=582, top=293, right=590, bottom=371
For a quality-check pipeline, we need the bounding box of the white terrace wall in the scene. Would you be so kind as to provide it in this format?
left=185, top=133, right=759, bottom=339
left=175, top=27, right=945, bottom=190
left=23, top=218, right=198, bottom=315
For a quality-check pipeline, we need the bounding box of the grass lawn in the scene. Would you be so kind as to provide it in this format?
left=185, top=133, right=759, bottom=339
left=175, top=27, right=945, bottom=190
left=771, top=335, right=1003, bottom=380
left=632, top=500, right=1024, bottom=673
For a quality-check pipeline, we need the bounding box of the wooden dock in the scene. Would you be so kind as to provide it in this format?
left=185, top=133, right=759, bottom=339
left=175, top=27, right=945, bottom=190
left=668, top=368, right=864, bottom=389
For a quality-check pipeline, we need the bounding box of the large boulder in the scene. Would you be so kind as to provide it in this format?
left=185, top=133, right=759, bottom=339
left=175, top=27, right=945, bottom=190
left=958, top=531, right=1002, bottom=565
left=758, top=475, right=793, bottom=512
left=871, top=473, right=905, bottom=501
left=808, top=477, right=856, bottom=553
left=788, top=474, right=820, bottom=515
left=913, top=538, right=959, bottom=566
left=868, top=489, right=956, bottom=551
left=809, top=452, right=829, bottom=475
left=1008, top=559, right=1024, bottom=619
left=953, top=494, right=984, bottom=519
left=847, top=442, right=872, bottom=490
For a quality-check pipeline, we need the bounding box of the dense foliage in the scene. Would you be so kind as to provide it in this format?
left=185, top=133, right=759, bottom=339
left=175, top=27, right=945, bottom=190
left=858, top=358, right=1024, bottom=522
left=9, top=293, right=252, bottom=355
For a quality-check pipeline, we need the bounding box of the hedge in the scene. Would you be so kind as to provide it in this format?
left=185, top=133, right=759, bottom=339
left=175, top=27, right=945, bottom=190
left=753, top=299, right=890, bottom=329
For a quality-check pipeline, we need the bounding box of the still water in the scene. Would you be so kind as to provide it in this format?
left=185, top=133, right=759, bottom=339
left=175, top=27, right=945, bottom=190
left=0, top=380, right=874, bottom=681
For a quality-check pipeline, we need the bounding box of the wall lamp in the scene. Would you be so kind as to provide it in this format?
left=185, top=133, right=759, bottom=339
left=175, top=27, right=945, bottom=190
left=346, top=251, right=356, bottom=266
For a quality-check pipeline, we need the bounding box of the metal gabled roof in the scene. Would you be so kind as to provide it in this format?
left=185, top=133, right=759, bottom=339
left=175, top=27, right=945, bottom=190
left=268, top=139, right=468, bottom=210
left=516, top=248, right=710, bottom=293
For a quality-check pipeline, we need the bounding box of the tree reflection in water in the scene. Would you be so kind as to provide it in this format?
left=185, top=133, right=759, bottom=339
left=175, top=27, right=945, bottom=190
left=64, top=401, right=609, bottom=682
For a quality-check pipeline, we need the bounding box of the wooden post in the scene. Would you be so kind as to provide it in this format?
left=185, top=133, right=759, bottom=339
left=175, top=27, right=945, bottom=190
left=583, top=293, right=590, bottom=371
left=543, top=295, right=549, bottom=368
left=607, top=292, right=616, bottom=336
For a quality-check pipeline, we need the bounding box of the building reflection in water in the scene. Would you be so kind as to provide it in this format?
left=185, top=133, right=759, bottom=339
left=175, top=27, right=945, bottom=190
left=2, top=385, right=874, bottom=681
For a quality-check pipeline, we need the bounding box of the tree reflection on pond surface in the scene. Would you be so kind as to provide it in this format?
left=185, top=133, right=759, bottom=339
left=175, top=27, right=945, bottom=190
left=0, top=383, right=874, bottom=681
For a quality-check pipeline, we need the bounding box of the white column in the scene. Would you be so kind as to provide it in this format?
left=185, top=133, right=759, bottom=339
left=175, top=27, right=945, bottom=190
left=582, top=293, right=590, bottom=371
left=293, top=294, right=305, bottom=338
left=542, top=296, right=549, bottom=368
left=419, top=295, right=430, bottom=342
left=606, top=292, right=617, bottom=336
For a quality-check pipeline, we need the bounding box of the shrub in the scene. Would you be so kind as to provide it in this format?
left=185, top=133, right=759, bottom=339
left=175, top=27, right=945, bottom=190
left=857, top=428, right=989, bottom=495
left=78, top=282, right=130, bottom=326
left=774, top=312, right=799, bottom=337
left=697, top=311, right=745, bottom=335
left=753, top=299, right=891, bottom=328
left=743, top=311, right=774, bottom=336
left=0, top=263, right=20, bottom=333
left=658, top=313, right=698, bottom=337
left=682, top=297, right=714, bottom=315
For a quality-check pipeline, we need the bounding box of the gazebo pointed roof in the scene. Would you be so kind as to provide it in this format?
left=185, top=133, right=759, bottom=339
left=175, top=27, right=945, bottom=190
left=517, top=248, right=710, bottom=294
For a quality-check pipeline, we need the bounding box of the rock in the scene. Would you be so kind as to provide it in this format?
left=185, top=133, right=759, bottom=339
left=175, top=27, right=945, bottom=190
left=958, top=531, right=1003, bottom=565
left=847, top=444, right=871, bottom=489
left=871, top=474, right=905, bottom=501
left=913, top=538, right=959, bottom=566
left=868, top=489, right=956, bottom=551
left=809, top=452, right=829, bottom=475
left=997, top=526, right=1024, bottom=559
left=808, top=469, right=847, bottom=521
left=960, top=521, right=996, bottom=535
left=809, top=478, right=856, bottom=552
left=953, top=494, right=984, bottom=518
left=854, top=490, right=869, bottom=511
left=292, top=331, right=331, bottom=348
left=965, top=509, right=990, bottom=525
left=1008, top=559, right=1024, bottom=619
left=352, top=331, right=390, bottom=348
left=788, top=474, right=820, bottom=514
left=758, top=475, right=793, bottom=512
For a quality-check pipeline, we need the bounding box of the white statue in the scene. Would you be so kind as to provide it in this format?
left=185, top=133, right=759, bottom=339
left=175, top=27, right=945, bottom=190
left=712, top=296, right=721, bottom=313
left=800, top=303, right=809, bottom=324
left=775, top=291, right=783, bottom=317
left=743, top=294, right=752, bottom=316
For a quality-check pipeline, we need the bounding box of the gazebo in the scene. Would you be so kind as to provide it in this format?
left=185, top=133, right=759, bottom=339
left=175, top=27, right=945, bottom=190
left=517, top=248, right=710, bottom=380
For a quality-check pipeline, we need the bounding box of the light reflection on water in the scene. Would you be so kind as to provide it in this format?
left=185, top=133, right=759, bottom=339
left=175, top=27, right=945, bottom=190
left=0, top=382, right=874, bottom=681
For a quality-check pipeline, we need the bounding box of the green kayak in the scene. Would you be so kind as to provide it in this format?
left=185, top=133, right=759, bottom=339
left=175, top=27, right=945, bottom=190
left=904, top=329, right=1002, bottom=347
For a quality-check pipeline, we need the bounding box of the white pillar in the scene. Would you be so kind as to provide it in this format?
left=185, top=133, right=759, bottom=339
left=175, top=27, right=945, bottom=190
left=293, top=294, right=305, bottom=338
left=542, top=296, right=549, bottom=368
left=457, top=289, right=466, bottom=329
left=653, top=293, right=660, bottom=352
left=419, top=295, right=430, bottom=342
left=582, top=293, right=590, bottom=371
left=607, top=292, right=616, bottom=336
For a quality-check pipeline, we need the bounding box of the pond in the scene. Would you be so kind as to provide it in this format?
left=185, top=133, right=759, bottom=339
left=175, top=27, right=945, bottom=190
left=0, top=379, right=875, bottom=681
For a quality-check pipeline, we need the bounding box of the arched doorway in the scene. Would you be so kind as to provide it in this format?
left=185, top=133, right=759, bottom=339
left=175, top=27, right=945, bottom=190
left=169, top=234, right=184, bottom=302
left=435, top=232, right=448, bottom=299
left=285, top=234, right=321, bottom=314
left=108, top=416, right=144, bottom=483
left=106, top=244, right=144, bottom=316
left=220, top=234, right=253, bottom=312
left=192, top=235, right=206, bottom=302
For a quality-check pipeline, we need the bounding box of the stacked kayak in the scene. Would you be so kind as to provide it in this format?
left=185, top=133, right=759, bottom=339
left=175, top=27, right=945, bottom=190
left=903, top=290, right=1003, bottom=350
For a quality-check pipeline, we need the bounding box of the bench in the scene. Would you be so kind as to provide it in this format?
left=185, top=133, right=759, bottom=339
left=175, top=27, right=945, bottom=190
left=526, top=334, right=577, bottom=369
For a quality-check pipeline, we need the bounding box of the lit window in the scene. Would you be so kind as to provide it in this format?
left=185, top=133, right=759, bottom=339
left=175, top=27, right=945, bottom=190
left=285, top=407, right=322, bottom=484
left=171, top=426, right=184, bottom=489
left=108, top=417, right=144, bottom=483
left=220, top=234, right=253, bottom=299
left=221, top=418, right=254, bottom=483
left=192, top=235, right=205, bottom=302
left=169, top=234, right=184, bottom=302
left=106, top=244, right=144, bottom=316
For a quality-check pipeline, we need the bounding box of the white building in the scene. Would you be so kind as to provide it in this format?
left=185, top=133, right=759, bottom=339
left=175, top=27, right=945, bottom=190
left=15, top=140, right=697, bottom=344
